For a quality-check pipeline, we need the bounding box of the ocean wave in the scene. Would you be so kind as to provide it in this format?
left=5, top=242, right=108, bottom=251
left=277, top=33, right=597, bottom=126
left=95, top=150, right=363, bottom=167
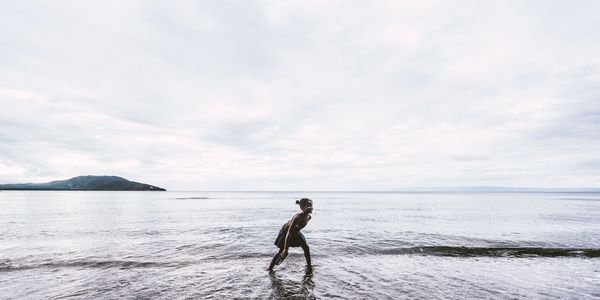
left=374, top=246, right=600, bottom=258
left=2, top=247, right=597, bottom=273
left=191, top=247, right=600, bottom=260
left=0, top=259, right=181, bottom=272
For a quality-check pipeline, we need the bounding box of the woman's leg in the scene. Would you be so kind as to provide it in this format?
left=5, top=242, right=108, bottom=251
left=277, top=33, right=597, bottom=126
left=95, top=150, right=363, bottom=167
left=301, top=244, right=311, bottom=267
left=268, top=248, right=284, bottom=271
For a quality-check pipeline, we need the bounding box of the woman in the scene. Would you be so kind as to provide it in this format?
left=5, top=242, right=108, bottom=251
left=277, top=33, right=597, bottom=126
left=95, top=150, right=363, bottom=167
left=268, top=198, right=313, bottom=271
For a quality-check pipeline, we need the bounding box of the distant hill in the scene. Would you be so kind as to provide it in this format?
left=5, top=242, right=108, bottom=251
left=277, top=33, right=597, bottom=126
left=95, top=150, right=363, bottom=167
left=0, top=176, right=166, bottom=191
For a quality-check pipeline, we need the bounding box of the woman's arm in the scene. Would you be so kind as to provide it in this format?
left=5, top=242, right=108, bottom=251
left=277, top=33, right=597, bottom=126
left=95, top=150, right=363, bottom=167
left=282, top=214, right=298, bottom=251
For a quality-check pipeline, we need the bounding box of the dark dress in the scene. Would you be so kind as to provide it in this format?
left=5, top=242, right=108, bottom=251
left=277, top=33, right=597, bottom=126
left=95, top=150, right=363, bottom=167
left=274, top=226, right=307, bottom=248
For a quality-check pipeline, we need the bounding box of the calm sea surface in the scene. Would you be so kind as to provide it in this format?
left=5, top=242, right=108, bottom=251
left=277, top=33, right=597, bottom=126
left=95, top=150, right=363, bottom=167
left=1, top=191, right=599, bottom=299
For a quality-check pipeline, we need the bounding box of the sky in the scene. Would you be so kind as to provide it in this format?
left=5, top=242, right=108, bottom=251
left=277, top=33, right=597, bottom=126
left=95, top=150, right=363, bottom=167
left=1, top=1, right=599, bottom=190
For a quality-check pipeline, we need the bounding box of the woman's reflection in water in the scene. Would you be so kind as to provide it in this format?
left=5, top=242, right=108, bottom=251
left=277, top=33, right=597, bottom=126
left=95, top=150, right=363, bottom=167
left=269, top=266, right=314, bottom=299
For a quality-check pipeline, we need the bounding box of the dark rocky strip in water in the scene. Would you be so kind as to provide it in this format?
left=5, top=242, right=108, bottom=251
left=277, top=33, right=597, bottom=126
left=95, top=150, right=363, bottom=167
left=396, top=247, right=600, bottom=257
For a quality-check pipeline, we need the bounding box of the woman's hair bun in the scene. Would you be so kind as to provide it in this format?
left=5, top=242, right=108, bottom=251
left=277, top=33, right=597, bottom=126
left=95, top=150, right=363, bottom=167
left=297, top=198, right=311, bottom=207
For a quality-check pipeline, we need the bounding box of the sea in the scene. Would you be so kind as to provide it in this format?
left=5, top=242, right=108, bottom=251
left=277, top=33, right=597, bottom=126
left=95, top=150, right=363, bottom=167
left=1, top=191, right=599, bottom=299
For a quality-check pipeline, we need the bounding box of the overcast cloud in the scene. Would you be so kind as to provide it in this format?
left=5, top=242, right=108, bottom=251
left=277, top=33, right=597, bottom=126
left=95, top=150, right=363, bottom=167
left=1, top=0, right=599, bottom=190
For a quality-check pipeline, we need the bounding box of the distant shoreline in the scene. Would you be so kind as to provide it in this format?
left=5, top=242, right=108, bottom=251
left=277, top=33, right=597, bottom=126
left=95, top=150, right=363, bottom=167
left=0, top=175, right=166, bottom=191
left=3, top=190, right=592, bottom=193
left=0, top=189, right=166, bottom=191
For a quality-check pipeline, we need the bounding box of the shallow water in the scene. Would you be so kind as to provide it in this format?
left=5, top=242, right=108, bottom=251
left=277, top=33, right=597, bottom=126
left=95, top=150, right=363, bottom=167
left=1, top=191, right=600, bottom=299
